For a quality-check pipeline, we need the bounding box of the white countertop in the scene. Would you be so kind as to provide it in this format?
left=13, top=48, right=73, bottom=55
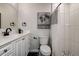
left=0, top=30, right=30, bottom=47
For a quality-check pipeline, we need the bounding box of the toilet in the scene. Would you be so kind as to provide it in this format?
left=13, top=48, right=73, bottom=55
left=40, top=36, right=51, bottom=56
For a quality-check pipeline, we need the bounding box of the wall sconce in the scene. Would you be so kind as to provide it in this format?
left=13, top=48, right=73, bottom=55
left=22, top=22, right=27, bottom=27
left=10, top=22, right=15, bottom=26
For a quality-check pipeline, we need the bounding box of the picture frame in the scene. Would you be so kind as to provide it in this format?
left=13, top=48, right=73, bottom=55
left=37, top=12, right=51, bottom=29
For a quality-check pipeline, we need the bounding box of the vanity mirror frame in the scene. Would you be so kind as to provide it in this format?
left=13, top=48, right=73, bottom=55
left=0, top=13, right=1, bottom=28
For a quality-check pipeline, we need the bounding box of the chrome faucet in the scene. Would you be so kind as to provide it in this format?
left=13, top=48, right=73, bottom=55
left=3, top=28, right=12, bottom=36
left=6, top=28, right=12, bottom=33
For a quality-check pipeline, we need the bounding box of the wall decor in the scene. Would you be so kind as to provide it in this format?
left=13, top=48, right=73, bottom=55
left=22, top=22, right=27, bottom=27
left=10, top=22, right=15, bottom=26
left=37, top=12, right=51, bottom=29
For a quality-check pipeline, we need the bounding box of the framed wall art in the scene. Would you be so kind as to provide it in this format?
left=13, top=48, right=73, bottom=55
left=37, top=12, right=51, bottom=29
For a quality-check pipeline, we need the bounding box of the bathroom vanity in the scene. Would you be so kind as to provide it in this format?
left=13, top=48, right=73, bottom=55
left=0, top=31, right=30, bottom=56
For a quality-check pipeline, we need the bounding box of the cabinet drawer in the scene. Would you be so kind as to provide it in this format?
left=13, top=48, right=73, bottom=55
left=2, top=49, right=15, bottom=56
left=8, top=52, right=16, bottom=56
left=0, top=43, right=12, bottom=56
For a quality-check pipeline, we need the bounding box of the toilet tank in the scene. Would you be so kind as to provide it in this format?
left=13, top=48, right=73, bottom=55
left=30, top=34, right=40, bottom=51
left=40, top=36, right=49, bottom=45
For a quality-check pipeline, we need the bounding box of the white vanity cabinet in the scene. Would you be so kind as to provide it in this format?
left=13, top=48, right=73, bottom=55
left=2, top=49, right=16, bottom=56
left=0, top=32, right=30, bottom=56
left=15, top=39, right=22, bottom=56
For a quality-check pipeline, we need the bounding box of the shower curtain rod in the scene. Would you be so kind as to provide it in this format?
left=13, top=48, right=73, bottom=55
left=56, top=3, right=62, bottom=9
left=50, top=3, right=62, bottom=12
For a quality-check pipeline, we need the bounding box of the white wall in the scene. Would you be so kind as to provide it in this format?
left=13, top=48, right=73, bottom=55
left=0, top=3, right=18, bottom=31
left=18, top=3, right=51, bottom=50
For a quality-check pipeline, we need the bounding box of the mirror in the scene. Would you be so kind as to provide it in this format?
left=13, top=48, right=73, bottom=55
left=0, top=3, right=18, bottom=30
left=0, top=13, right=1, bottom=28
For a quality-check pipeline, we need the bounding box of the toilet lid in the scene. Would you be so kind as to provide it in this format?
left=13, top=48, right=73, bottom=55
left=40, top=45, right=51, bottom=55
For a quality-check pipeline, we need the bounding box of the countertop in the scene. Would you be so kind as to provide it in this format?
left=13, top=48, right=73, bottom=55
left=0, top=30, right=30, bottom=47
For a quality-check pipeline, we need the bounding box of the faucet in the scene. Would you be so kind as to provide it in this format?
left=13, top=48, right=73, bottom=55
left=6, top=28, right=12, bottom=33
left=3, top=28, right=12, bottom=36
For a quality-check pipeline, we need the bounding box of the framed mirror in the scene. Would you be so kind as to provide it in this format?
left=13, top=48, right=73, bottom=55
left=0, top=13, right=1, bottom=28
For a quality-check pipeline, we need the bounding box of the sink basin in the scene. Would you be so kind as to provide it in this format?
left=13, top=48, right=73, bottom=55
left=0, top=34, right=18, bottom=45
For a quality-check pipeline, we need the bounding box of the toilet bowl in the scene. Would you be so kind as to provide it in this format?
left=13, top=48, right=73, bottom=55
left=40, top=45, right=51, bottom=56
left=40, top=36, right=51, bottom=56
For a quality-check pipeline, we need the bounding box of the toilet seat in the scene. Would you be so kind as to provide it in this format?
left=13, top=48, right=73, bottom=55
left=40, top=45, right=51, bottom=56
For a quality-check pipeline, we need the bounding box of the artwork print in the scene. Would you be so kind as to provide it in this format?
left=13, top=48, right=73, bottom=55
left=37, top=12, right=51, bottom=29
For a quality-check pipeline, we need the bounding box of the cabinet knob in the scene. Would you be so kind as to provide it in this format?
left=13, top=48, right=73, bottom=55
left=4, top=49, right=7, bottom=53
left=22, top=38, right=25, bottom=40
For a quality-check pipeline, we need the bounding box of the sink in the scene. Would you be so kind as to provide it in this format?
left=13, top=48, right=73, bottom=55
left=0, top=34, right=18, bottom=44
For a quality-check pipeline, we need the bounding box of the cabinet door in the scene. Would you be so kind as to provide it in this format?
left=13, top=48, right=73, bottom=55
left=21, top=36, right=30, bottom=56
left=15, top=39, right=22, bottom=56
left=25, top=35, right=30, bottom=55
left=15, top=35, right=30, bottom=56
left=21, top=38, right=26, bottom=56
left=15, top=37, right=26, bottom=56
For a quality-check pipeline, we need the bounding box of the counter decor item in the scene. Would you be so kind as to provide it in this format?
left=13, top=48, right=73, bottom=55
left=18, top=28, right=23, bottom=34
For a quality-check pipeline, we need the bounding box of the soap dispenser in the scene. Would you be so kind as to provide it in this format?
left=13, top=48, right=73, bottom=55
left=18, top=28, right=23, bottom=34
